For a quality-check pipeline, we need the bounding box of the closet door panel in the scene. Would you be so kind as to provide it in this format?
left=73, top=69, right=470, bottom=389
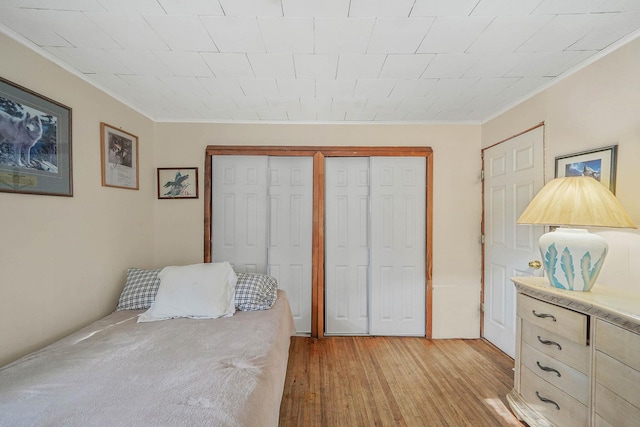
left=370, top=157, right=426, bottom=336
left=211, top=156, right=268, bottom=272
left=325, top=158, right=370, bottom=334
left=267, top=156, right=313, bottom=334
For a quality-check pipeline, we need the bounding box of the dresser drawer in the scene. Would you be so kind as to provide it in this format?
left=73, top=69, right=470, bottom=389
left=595, top=351, right=640, bottom=409
left=595, top=319, right=640, bottom=371
left=520, top=367, right=588, bottom=427
left=521, top=319, right=589, bottom=374
left=521, top=341, right=589, bottom=405
left=518, top=294, right=588, bottom=344
left=594, top=382, right=640, bottom=427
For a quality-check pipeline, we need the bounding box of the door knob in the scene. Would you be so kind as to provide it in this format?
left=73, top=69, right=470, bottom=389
left=528, top=260, right=542, bottom=269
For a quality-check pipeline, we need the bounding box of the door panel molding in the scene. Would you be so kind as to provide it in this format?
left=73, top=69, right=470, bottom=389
left=205, top=146, right=433, bottom=338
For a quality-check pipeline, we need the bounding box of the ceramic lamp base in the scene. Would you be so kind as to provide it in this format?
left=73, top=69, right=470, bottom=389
left=539, top=228, right=608, bottom=292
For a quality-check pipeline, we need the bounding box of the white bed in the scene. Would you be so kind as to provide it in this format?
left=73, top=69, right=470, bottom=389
left=0, top=287, right=295, bottom=427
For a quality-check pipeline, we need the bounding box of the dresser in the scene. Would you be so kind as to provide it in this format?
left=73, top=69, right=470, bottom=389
left=507, top=277, right=640, bottom=427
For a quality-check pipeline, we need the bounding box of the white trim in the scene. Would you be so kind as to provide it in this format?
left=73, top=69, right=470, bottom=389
left=0, top=24, right=155, bottom=121
left=3, top=22, right=639, bottom=126
left=483, top=28, right=640, bottom=124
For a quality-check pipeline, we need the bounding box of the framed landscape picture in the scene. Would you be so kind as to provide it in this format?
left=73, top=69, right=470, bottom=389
left=100, top=122, right=139, bottom=190
left=157, top=167, right=198, bottom=199
left=555, top=145, right=617, bottom=193
left=0, top=77, right=72, bottom=196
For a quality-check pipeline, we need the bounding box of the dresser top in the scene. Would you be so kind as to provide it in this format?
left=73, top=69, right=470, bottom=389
left=512, top=277, right=640, bottom=334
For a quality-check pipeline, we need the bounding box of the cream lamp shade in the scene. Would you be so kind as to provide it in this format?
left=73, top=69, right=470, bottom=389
left=517, top=176, right=637, bottom=291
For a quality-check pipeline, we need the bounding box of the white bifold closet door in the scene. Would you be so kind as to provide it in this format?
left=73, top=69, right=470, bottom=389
left=266, top=157, right=313, bottom=334
left=325, top=158, right=370, bottom=334
left=211, top=155, right=313, bottom=334
left=325, top=157, right=426, bottom=336
left=212, top=156, right=268, bottom=272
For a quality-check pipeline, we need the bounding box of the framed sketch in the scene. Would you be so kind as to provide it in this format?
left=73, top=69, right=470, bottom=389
left=100, top=122, right=138, bottom=190
left=0, top=77, right=72, bottom=196
left=157, top=167, right=198, bottom=199
left=555, top=145, right=617, bottom=193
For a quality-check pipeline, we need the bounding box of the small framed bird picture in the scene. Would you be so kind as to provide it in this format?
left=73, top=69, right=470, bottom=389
left=157, top=167, right=198, bottom=199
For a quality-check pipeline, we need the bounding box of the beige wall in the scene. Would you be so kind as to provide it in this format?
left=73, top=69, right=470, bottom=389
left=482, top=35, right=640, bottom=292
left=0, top=34, right=156, bottom=366
left=154, top=123, right=484, bottom=338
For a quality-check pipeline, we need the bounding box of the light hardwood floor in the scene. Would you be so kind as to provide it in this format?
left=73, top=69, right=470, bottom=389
left=279, top=337, right=524, bottom=426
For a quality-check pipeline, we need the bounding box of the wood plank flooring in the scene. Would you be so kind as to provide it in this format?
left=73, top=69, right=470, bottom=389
left=279, top=337, right=524, bottom=426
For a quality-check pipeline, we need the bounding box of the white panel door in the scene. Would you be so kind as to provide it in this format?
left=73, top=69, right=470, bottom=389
left=370, top=157, right=426, bottom=336
left=483, top=126, right=544, bottom=357
left=325, top=157, right=370, bottom=335
left=267, top=156, right=313, bottom=334
left=211, top=155, right=268, bottom=272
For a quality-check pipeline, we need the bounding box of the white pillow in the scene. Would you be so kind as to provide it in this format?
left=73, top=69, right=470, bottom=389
left=138, top=262, right=237, bottom=323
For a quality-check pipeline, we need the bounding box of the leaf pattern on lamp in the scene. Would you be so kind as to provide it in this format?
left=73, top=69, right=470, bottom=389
left=580, top=247, right=608, bottom=291
left=544, top=244, right=565, bottom=289
left=561, top=247, right=575, bottom=290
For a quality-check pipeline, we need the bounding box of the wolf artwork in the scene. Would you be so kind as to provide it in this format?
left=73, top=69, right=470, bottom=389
left=0, top=110, right=43, bottom=167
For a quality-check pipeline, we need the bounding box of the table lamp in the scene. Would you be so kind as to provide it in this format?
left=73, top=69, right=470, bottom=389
left=517, top=176, right=637, bottom=291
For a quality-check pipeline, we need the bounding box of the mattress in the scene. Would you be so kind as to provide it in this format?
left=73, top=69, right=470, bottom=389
left=0, top=290, right=295, bottom=427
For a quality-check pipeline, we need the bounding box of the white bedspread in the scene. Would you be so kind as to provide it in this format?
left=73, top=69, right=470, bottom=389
left=0, top=291, right=295, bottom=427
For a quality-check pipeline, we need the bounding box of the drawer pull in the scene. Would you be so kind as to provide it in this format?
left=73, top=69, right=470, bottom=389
left=537, top=336, right=562, bottom=350
left=536, top=361, right=561, bottom=377
left=536, top=391, right=560, bottom=410
left=532, top=310, right=556, bottom=321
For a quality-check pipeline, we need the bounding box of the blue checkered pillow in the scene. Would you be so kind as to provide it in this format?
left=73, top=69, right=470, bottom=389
left=234, top=272, right=278, bottom=311
left=116, top=268, right=161, bottom=310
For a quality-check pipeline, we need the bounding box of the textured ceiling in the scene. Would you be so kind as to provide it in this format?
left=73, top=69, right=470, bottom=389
left=1, top=0, right=640, bottom=123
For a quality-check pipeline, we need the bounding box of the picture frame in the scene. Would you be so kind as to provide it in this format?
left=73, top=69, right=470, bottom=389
left=0, top=77, right=73, bottom=196
left=555, top=145, right=617, bottom=193
left=100, top=122, right=139, bottom=190
left=157, top=167, right=199, bottom=199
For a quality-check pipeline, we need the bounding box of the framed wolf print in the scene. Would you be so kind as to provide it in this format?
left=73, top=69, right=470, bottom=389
left=100, top=122, right=139, bottom=190
left=0, top=77, right=72, bottom=196
left=555, top=145, right=617, bottom=193
left=157, top=167, right=198, bottom=199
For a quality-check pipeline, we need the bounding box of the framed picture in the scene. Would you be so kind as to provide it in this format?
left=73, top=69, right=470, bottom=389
left=100, top=122, right=138, bottom=190
left=555, top=145, right=617, bottom=193
left=0, top=77, right=72, bottom=196
left=157, top=167, right=198, bottom=199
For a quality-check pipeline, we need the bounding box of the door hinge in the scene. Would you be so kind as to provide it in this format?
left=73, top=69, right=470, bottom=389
left=480, top=234, right=485, bottom=244
left=480, top=169, right=484, bottom=181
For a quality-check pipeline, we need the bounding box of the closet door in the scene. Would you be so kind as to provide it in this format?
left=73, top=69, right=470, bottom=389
left=325, top=158, right=370, bottom=335
left=325, top=156, right=426, bottom=336
left=211, top=155, right=268, bottom=272
left=267, top=157, right=313, bottom=334
left=370, top=157, right=426, bottom=336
